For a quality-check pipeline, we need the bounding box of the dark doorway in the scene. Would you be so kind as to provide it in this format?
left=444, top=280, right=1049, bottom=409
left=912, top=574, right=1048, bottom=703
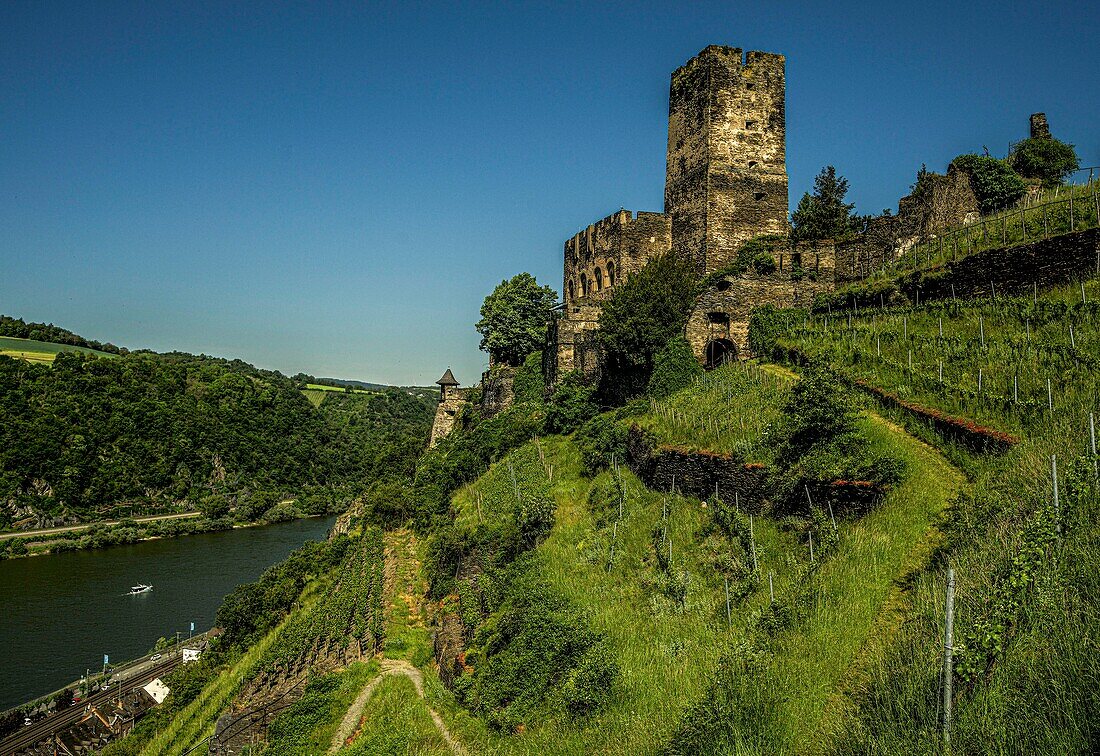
left=704, top=338, right=736, bottom=369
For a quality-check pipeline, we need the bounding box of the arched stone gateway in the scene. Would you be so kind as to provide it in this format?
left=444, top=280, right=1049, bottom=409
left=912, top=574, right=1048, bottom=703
left=704, top=338, right=736, bottom=369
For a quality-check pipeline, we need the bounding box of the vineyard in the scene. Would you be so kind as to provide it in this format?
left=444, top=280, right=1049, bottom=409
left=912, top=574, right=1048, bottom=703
left=774, top=277, right=1100, bottom=445
left=195, top=527, right=388, bottom=755
left=882, top=180, right=1100, bottom=277
left=240, top=527, right=385, bottom=705
left=760, top=273, right=1100, bottom=753
left=632, top=361, right=788, bottom=460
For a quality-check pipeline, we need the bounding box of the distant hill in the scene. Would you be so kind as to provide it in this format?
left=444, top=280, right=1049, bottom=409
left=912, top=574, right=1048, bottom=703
left=293, top=373, right=436, bottom=400
left=0, top=315, right=436, bottom=531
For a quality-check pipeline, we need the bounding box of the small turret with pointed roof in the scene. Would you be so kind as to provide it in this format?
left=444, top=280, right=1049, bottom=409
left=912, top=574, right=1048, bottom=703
left=436, top=368, right=459, bottom=401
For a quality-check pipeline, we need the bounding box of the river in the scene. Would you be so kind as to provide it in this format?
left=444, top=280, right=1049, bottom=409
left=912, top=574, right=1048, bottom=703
left=0, top=516, right=336, bottom=711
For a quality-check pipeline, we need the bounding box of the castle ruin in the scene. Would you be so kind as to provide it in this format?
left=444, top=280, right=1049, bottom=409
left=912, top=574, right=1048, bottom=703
left=548, top=44, right=837, bottom=382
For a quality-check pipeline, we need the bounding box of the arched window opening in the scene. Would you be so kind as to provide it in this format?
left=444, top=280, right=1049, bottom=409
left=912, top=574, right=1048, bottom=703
left=607, top=261, right=616, bottom=287
left=594, top=267, right=603, bottom=291
left=580, top=274, right=589, bottom=298
left=568, top=279, right=575, bottom=301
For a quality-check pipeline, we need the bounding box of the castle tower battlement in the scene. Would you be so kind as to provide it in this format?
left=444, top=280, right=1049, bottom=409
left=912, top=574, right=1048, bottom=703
left=665, top=45, right=789, bottom=276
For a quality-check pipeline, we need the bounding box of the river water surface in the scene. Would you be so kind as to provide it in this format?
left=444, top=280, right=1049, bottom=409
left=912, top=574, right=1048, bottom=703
left=0, top=516, right=335, bottom=711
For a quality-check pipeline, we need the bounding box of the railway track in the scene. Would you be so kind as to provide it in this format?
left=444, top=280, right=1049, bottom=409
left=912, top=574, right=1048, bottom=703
left=0, top=656, right=180, bottom=755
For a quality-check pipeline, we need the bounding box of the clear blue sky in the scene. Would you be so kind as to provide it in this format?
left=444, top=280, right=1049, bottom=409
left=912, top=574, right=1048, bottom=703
left=2, top=2, right=1097, bottom=386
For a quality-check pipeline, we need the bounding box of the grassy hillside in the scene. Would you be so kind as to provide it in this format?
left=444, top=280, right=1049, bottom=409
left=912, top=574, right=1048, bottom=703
left=90, top=268, right=1099, bottom=755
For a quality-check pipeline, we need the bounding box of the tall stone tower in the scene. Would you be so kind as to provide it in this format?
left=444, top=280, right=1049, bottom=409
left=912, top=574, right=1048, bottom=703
left=664, top=46, right=789, bottom=276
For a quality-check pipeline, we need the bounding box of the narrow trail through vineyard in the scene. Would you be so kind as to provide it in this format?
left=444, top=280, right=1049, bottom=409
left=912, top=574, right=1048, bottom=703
left=330, top=528, right=467, bottom=755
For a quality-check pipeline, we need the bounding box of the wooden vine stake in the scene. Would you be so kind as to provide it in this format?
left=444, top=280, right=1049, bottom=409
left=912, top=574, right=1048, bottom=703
left=942, top=567, right=955, bottom=748
left=1090, top=412, right=1098, bottom=478
left=1052, top=454, right=1061, bottom=539
left=724, top=575, right=732, bottom=628
left=749, top=514, right=758, bottom=573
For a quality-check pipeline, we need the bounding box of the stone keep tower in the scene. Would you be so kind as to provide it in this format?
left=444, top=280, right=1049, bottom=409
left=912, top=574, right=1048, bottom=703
left=665, top=46, right=789, bottom=276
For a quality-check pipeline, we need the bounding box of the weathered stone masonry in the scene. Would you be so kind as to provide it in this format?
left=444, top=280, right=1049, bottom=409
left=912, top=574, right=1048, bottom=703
left=429, top=369, right=469, bottom=447
left=666, top=46, right=789, bottom=277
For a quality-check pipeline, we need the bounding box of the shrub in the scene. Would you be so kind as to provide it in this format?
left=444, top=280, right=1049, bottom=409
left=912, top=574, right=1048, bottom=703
left=262, top=501, right=300, bottom=523
left=512, top=352, right=546, bottom=404
left=515, top=490, right=555, bottom=548
left=545, top=371, right=598, bottom=434
left=458, top=570, right=617, bottom=728
left=1008, top=136, right=1079, bottom=187
left=950, top=154, right=1026, bottom=214
left=748, top=304, right=805, bottom=358
left=647, top=337, right=702, bottom=399
left=574, top=405, right=638, bottom=475
left=561, top=642, right=617, bottom=716
left=360, top=479, right=414, bottom=528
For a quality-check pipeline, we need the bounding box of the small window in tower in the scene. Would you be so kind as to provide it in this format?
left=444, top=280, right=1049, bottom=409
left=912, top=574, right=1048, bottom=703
left=607, top=261, right=616, bottom=287
left=595, top=267, right=604, bottom=291
left=745, top=119, right=756, bottom=130
left=580, top=274, right=588, bottom=297
left=754, top=192, right=766, bottom=201
left=568, top=279, right=575, bottom=301
left=746, top=81, right=756, bottom=90
left=748, top=160, right=758, bottom=169
left=707, top=312, right=730, bottom=326
left=716, top=280, right=731, bottom=292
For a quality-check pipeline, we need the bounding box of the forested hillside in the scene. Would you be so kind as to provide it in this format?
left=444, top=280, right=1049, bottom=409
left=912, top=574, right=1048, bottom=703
left=0, top=326, right=435, bottom=531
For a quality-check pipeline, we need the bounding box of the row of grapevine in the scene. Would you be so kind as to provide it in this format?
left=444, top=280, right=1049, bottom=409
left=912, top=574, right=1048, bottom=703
left=240, top=527, right=385, bottom=703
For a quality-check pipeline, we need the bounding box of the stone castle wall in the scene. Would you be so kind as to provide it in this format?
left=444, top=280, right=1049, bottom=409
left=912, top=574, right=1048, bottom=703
left=563, top=210, right=671, bottom=306
left=686, top=240, right=836, bottom=361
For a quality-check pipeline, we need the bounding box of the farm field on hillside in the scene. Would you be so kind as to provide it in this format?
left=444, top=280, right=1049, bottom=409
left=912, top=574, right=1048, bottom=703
left=0, top=335, right=113, bottom=364
left=764, top=278, right=1100, bottom=754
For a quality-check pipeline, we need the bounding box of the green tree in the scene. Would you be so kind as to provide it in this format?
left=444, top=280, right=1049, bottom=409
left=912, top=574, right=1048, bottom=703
left=950, top=154, right=1026, bottom=214
left=1009, top=137, right=1080, bottom=187
left=476, top=274, right=558, bottom=366
left=791, top=166, right=857, bottom=242
left=198, top=493, right=230, bottom=520
left=776, top=362, right=856, bottom=465
left=597, top=253, right=697, bottom=402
